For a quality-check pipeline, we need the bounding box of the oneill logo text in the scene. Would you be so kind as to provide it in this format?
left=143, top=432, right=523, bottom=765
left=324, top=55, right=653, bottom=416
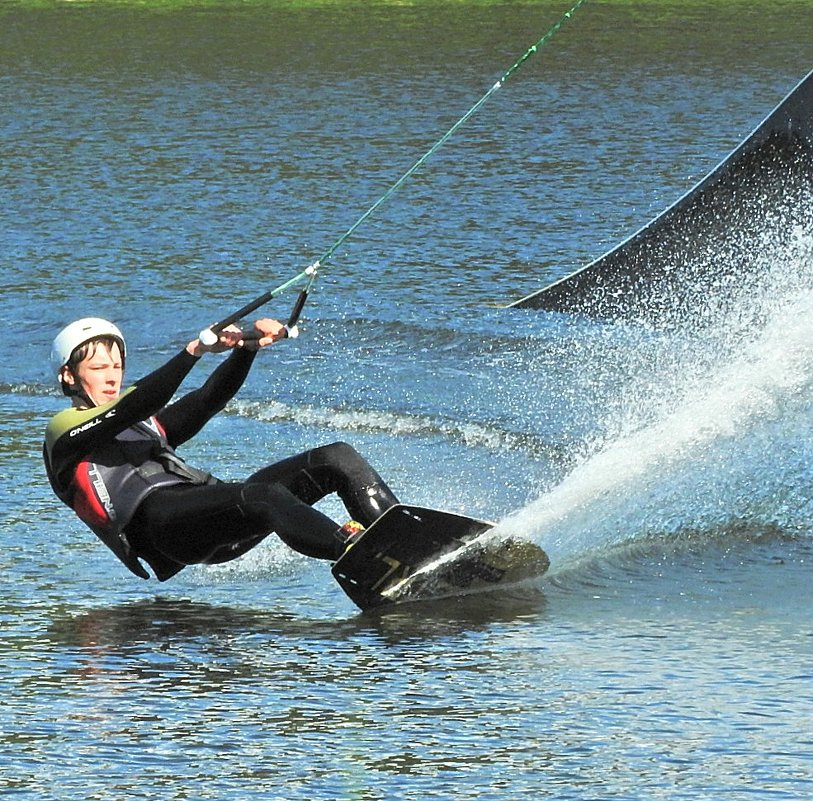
left=69, top=418, right=102, bottom=437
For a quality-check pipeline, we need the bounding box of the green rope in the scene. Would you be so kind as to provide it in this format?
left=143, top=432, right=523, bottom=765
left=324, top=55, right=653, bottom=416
left=308, top=0, right=590, bottom=281
left=207, top=2, right=588, bottom=340
left=244, top=0, right=589, bottom=309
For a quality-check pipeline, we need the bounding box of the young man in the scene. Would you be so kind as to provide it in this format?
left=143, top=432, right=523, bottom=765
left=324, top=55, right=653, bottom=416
left=43, top=317, right=400, bottom=581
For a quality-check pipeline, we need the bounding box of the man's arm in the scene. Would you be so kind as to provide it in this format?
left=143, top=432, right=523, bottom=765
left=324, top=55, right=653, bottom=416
left=156, top=316, right=287, bottom=447
left=156, top=347, right=257, bottom=447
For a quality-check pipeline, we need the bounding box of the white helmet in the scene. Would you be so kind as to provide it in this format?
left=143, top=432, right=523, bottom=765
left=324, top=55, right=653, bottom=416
left=51, top=318, right=126, bottom=381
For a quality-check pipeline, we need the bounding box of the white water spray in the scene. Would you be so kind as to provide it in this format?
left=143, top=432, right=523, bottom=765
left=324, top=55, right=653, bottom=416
left=499, top=227, right=813, bottom=566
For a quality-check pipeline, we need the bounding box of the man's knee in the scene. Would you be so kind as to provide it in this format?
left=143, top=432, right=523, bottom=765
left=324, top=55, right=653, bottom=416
left=313, top=441, right=363, bottom=470
left=240, top=482, right=293, bottom=518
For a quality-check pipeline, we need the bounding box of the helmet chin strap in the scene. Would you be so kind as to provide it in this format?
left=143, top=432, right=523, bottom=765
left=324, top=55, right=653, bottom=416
left=62, top=373, right=99, bottom=409
left=69, top=386, right=97, bottom=409
left=83, top=390, right=103, bottom=408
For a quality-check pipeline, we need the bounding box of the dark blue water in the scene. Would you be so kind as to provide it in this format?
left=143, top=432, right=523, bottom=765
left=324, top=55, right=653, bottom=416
left=2, top=2, right=813, bottom=799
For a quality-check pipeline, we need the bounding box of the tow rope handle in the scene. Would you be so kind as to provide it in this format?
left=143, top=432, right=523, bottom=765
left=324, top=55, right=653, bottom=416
left=198, top=264, right=318, bottom=346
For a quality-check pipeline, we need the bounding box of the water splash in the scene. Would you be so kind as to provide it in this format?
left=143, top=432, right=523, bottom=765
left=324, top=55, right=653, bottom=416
left=499, top=224, right=813, bottom=568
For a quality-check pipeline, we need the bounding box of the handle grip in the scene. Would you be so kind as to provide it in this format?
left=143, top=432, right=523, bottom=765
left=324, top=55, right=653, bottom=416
left=286, top=289, right=309, bottom=329
left=199, top=284, right=310, bottom=346
left=237, top=324, right=298, bottom=346
left=199, top=322, right=298, bottom=346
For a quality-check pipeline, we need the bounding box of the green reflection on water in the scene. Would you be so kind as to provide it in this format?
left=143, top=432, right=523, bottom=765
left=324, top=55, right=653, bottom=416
left=2, top=0, right=812, bottom=8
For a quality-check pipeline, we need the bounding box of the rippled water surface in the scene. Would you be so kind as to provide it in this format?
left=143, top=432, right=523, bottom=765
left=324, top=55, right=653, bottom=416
left=2, top=2, right=813, bottom=799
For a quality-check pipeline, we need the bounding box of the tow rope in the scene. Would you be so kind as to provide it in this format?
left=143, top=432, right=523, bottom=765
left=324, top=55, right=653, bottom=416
left=200, top=0, right=589, bottom=345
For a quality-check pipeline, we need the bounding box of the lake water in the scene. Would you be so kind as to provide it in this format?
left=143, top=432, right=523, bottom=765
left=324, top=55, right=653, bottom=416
left=2, top=1, right=813, bottom=799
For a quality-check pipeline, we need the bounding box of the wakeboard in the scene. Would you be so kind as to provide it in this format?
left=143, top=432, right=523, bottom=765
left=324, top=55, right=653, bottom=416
left=331, top=504, right=550, bottom=610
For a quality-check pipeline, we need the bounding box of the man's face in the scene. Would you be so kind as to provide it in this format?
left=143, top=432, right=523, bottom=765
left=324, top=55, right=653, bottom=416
left=62, top=340, right=124, bottom=407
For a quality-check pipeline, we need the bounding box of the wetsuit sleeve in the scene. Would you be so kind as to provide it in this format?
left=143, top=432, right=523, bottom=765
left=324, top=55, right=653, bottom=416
left=44, top=348, right=200, bottom=492
left=156, top=347, right=257, bottom=447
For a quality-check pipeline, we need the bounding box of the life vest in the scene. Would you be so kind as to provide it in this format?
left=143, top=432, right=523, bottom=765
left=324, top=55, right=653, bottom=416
left=66, top=418, right=213, bottom=579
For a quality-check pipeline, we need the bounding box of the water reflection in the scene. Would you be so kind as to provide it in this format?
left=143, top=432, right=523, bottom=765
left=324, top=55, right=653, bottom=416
left=48, top=588, right=548, bottom=654
left=362, top=585, right=548, bottom=638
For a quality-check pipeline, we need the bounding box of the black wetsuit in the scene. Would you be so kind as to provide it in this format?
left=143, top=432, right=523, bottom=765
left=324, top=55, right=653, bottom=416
left=43, top=346, right=399, bottom=580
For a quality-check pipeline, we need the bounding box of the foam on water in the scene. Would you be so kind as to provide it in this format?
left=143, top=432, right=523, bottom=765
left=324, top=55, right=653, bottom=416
left=229, top=398, right=558, bottom=457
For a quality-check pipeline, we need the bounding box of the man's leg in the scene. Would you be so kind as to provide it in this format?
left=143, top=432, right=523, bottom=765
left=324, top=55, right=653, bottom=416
left=247, top=441, right=400, bottom=526
left=129, top=481, right=344, bottom=564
